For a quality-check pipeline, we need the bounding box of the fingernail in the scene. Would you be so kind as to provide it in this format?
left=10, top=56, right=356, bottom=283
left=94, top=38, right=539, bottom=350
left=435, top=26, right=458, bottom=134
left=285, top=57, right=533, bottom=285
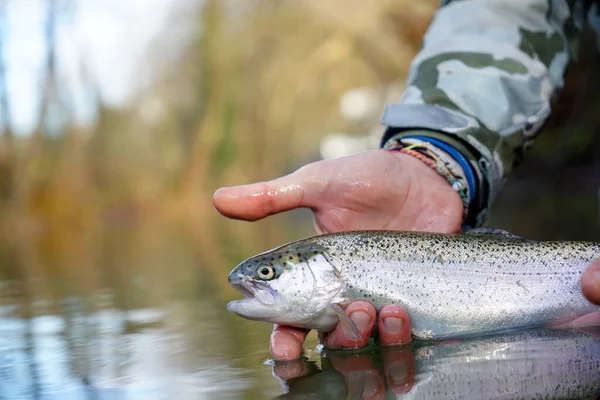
left=389, top=362, right=408, bottom=385
left=214, top=187, right=233, bottom=196
left=350, top=311, right=371, bottom=331
left=594, top=270, right=600, bottom=283
left=384, top=317, right=403, bottom=334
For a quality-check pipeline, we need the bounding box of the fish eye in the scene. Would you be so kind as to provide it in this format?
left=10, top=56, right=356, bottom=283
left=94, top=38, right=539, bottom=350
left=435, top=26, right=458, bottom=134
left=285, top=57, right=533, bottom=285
left=257, top=265, right=275, bottom=280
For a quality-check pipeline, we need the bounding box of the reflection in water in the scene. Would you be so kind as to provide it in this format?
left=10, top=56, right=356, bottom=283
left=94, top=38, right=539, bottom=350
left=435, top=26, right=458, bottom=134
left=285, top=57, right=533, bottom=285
left=0, top=303, right=252, bottom=400
left=0, top=220, right=303, bottom=400
left=273, top=329, right=600, bottom=400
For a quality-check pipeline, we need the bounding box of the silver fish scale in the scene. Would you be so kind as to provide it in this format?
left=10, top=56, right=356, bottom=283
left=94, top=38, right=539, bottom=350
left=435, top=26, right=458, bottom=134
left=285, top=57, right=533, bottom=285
left=310, top=231, right=600, bottom=339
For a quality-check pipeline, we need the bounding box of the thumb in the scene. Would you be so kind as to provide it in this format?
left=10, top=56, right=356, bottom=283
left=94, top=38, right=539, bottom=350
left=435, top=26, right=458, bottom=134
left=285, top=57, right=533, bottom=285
left=213, top=170, right=315, bottom=221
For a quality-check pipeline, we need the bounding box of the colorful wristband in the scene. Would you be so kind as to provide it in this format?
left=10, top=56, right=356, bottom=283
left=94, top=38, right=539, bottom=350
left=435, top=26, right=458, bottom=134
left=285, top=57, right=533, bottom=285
left=383, top=137, right=472, bottom=221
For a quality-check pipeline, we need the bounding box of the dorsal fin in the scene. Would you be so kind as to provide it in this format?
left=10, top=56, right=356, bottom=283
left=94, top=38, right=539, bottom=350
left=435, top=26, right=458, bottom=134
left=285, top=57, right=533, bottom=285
left=465, top=228, right=525, bottom=240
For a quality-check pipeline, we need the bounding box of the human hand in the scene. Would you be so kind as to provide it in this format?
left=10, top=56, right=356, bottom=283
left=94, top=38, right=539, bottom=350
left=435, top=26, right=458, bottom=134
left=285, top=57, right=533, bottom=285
left=214, top=150, right=464, bottom=360
left=213, top=150, right=463, bottom=235
left=581, top=259, right=600, bottom=305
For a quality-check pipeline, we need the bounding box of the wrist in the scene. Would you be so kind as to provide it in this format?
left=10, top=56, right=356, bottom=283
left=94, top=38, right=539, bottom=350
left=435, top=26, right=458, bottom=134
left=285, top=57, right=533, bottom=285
left=383, top=137, right=472, bottom=222
left=387, top=150, right=464, bottom=232
left=381, top=129, right=489, bottom=229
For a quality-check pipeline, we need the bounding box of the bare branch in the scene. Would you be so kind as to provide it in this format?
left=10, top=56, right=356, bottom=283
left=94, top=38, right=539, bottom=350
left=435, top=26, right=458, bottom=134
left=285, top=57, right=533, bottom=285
left=0, top=0, right=12, bottom=138
left=34, top=0, right=58, bottom=138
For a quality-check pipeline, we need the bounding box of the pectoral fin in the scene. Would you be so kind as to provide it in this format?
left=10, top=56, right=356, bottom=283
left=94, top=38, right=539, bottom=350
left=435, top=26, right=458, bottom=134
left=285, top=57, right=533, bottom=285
left=566, top=311, right=600, bottom=329
left=330, top=303, right=362, bottom=341
left=552, top=311, right=600, bottom=337
left=575, top=327, right=600, bottom=338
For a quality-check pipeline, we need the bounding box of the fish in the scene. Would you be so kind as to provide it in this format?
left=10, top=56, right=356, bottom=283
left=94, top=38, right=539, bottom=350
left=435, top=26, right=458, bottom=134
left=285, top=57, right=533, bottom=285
left=226, top=229, right=600, bottom=340
left=273, top=328, right=600, bottom=400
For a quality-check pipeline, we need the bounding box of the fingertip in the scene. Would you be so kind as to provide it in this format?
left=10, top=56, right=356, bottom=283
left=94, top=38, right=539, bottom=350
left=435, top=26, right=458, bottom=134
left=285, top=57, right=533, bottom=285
left=212, top=183, right=269, bottom=221
left=212, top=186, right=230, bottom=198
left=212, top=186, right=227, bottom=210
left=213, top=185, right=241, bottom=202
left=269, top=325, right=309, bottom=361
left=213, top=185, right=242, bottom=214
left=213, top=176, right=308, bottom=221
left=581, top=260, right=600, bottom=305
left=378, top=305, right=412, bottom=347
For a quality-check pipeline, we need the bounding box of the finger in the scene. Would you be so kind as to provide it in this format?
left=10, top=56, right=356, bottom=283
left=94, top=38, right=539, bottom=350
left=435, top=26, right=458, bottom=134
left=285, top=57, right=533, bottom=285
left=581, top=259, right=600, bottom=305
left=323, top=301, right=376, bottom=350
left=377, top=305, right=412, bottom=347
left=213, top=168, right=320, bottom=221
left=381, top=347, right=416, bottom=394
left=270, top=325, right=310, bottom=361
left=329, top=355, right=385, bottom=400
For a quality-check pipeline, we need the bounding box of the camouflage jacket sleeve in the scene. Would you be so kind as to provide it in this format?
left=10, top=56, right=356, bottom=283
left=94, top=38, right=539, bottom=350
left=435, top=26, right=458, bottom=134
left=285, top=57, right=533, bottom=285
left=379, top=0, right=600, bottom=229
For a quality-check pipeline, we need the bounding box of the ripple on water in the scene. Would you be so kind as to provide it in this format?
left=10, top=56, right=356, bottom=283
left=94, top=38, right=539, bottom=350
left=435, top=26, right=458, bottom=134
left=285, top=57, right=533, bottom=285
left=0, top=307, right=254, bottom=400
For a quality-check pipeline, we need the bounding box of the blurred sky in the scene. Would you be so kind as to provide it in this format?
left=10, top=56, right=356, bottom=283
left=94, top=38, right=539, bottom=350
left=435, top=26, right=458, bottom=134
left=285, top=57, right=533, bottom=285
left=2, top=0, right=187, bottom=135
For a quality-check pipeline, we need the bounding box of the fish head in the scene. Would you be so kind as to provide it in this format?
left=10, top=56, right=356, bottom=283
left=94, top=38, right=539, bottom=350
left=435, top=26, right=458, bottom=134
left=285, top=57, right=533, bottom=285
left=226, top=241, right=343, bottom=330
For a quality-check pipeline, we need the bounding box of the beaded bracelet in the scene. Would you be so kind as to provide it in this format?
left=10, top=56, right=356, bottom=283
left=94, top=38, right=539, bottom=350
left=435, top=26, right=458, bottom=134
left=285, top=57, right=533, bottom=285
left=384, top=139, right=471, bottom=221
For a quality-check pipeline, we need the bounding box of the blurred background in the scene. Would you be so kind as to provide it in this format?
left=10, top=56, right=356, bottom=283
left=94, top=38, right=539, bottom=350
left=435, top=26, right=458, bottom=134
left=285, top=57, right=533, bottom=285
left=0, top=0, right=598, bottom=398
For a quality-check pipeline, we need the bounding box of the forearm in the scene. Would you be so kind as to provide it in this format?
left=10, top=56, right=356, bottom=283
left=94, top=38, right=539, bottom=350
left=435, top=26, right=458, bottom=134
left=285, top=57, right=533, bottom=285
left=380, top=0, right=587, bottom=228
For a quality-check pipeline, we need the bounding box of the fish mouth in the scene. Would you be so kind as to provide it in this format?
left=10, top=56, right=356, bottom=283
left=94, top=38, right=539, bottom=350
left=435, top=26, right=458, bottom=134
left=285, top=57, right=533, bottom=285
left=226, top=279, right=267, bottom=319
left=231, top=282, right=256, bottom=300
left=228, top=278, right=278, bottom=309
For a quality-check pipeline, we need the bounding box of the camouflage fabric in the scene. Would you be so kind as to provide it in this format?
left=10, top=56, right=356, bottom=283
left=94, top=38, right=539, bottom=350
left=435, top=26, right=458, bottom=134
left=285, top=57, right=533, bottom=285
left=379, top=0, right=600, bottom=229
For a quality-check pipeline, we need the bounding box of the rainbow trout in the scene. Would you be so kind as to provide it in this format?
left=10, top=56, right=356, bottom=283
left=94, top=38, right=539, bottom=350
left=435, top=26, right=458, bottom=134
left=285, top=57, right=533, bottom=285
left=227, top=229, right=600, bottom=340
